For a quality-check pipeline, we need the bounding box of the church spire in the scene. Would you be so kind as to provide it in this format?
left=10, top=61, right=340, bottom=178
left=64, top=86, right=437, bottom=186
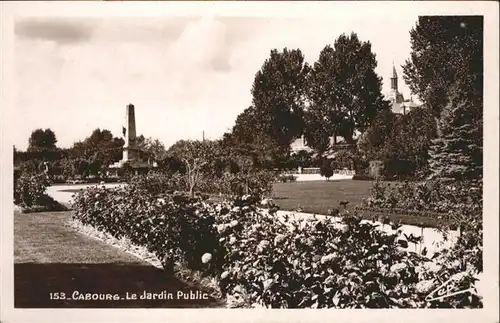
left=390, top=62, right=398, bottom=92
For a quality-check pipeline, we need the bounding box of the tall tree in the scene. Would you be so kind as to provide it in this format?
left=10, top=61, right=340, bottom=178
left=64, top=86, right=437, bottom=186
left=359, top=105, right=437, bottom=177
left=27, top=128, right=58, bottom=152
left=392, top=105, right=437, bottom=172
left=69, top=128, right=124, bottom=169
left=402, top=16, right=483, bottom=119
left=357, top=109, right=397, bottom=160
left=305, top=33, right=390, bottom=152
left=230, top=106, right=287, bottom=168
left=250, top=48, right=310, bottom=150
left=136, top=136, right=167, bottom=162
left=428, top=86, right=482, bottom=181
left=403, top=16, right=483, bottom=180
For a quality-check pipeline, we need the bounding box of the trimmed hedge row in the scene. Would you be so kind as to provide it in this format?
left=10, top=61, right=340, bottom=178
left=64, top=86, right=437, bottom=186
left=71, top=185, right=482, bottom=308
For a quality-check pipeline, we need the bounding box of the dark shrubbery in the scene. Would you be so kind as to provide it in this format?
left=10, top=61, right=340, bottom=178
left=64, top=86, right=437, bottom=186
left=14, top=174, right=51, bottom=207
left=14, top=173, right=67, bottom=212
left=129, top=170, right=276, bottom=200
left=364, top=180, right=482, bottom=215
left=319, top=160, right=334, bottom=180
left=72, top=185, right=223, bottom=274
left=276, top=174, right=298, bottom=183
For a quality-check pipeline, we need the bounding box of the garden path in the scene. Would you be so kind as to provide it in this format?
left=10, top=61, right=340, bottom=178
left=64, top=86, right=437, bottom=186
left=14, top=211, right=223, bottom=308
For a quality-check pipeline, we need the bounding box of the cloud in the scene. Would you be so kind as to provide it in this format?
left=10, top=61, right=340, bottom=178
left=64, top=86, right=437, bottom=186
left=15, top=18, right=95, bottom=44
left=13, top=15, right=420, bottom=150
left=92, top=17, right=198, bottom=44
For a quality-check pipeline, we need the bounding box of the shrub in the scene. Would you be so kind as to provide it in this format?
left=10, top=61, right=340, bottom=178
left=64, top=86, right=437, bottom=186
left=276, top=174, right=297, bottom=183
left=14, top=173, right=67, bottom=212
left=129, top=170, right=276, bottom=200
left=129, top=172, right=186, bottom=196
left=363, top=179, right=483, bottom=283
left=364, top=180, right=482, bottom=216
left=319, top=160, right=334, bottom=180
left=14, top=173, right=51, bottom=207
left=71, top=185, right=224, bottom=274
left=215, top=170, right=276, bottom=198
left=72, top=185, right=482, bottom=308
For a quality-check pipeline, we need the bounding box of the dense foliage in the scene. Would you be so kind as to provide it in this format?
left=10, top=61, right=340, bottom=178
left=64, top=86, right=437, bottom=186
left=72, top=183, right=483, bottom=309
left=364, top=179, right=482, bottom=272
left=428, top=87, right=482, bottom=181
left=249, top=48, right=310, bottom=151
left=305, top=32, right=390, bottom=151
left=358, top=106, right=437, bottom=179
left=14, top=173, right=66, bottom=212
left=14, top=173, right=51, bottom=207
left=27, top=128, right=58, bottom=152
left=319, top=159, right=334, bottom=180
left=129, top=169, right=276, bottom=200
left=403, top=16, right=483, bottom=118
left=276, top=174, right=297, bottom=183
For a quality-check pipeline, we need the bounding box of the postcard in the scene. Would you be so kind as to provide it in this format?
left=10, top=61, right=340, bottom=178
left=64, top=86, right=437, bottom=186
left=1, top=1, right=498, bottom=323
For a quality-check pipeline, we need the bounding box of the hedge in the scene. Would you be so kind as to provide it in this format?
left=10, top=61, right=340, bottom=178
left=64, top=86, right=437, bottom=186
left=71, top=185, right=482, bottom=308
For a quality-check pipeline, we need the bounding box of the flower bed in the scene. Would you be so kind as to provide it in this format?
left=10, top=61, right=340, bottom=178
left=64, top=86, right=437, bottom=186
left=71, top=185, right=483, bottom=308
left=364, top=180, right=482, bottom=215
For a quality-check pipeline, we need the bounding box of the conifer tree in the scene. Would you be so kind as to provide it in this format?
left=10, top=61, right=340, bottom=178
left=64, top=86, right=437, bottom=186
left=428, top=86, right=482, bottom=181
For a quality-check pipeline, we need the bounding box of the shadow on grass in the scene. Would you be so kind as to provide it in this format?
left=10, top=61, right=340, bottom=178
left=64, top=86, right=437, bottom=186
left=15, top=263, right=224, bottom=308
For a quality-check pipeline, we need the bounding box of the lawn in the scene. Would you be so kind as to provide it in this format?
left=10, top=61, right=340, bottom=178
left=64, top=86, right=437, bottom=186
left=272, top=179, right=375, bottom=213
left=272, top=180, right=442, bottom=228
left=51, top=180, right=442, bottom=227
left=14, top=211, right=223, bottom=308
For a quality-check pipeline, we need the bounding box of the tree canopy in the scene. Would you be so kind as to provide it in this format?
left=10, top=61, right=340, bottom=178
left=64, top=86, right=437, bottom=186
left=402, top=16, right=483, bottom=118
left=305, top=33, right=390, bottom=152
left=27, top=128, right=58, bottom=152
left=249, top=48, right=310, bottom=150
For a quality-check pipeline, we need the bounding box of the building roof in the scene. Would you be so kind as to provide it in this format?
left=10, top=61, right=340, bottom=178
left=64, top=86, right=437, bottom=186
left=392, top=65, right=398, bottom=79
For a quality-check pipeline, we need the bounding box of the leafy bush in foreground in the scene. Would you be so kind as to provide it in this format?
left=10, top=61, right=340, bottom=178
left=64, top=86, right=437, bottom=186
left=363, top=179, right=483, bottom=288
left=71, top=185, right=222, bottom=274
left=14, top=173, right=67, bottom=212
left=72, top=185, right=482, bottom=308
left=14, top=173, right=50, bottom=207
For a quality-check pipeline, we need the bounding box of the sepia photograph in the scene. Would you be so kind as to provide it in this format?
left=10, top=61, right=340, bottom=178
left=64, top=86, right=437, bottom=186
left=1, top=1, right=498, bottom=323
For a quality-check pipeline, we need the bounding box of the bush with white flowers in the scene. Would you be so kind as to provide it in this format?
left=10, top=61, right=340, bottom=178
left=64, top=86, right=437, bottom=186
left=72, top=181, right=482, bottom=309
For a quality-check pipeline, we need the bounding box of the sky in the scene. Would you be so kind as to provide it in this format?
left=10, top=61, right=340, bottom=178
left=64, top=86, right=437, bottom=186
left=14, top=13, right=420, bottom=151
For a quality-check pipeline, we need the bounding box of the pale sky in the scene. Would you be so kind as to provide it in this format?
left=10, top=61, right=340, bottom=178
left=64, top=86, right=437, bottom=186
left=14, top=13, right=420, bottom=151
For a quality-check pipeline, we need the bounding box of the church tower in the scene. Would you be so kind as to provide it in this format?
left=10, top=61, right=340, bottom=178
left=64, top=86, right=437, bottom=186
left=390, top=64, right=398, bottom=92
left=386, top=63, right=405, bottom=114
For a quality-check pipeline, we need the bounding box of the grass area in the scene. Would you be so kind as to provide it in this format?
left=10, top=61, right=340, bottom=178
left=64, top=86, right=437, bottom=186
left=50, top=180, right=444, bottom=228
left=271, top=180, right=442, bottom=228
left=272, top=180, right=375, bottom=213
left=14, top=211, right=223, bottom=308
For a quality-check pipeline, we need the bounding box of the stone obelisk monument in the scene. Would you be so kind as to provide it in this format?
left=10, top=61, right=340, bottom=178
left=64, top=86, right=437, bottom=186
left=122, top=103, right=138, bottom=163
left=108, top=103, right=154, bottom=175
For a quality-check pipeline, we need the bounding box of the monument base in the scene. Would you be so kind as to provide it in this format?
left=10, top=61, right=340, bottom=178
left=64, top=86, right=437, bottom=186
left=109, top=160, right=153, bottom=169
left=108, top=159, right=157, bottom=177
